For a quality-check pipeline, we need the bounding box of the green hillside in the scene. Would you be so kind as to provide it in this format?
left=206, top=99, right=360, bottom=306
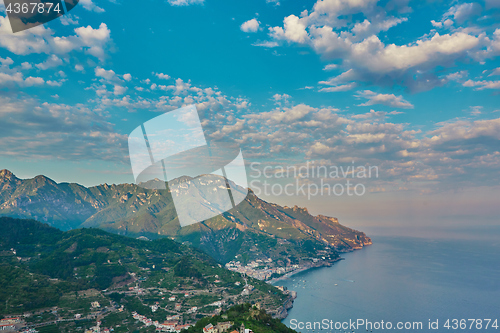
left=0, top=217, right=288, bottom=325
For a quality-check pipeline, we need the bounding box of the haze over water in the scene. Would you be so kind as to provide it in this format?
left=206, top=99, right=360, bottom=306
left=276, top=233, right=500, bottom=333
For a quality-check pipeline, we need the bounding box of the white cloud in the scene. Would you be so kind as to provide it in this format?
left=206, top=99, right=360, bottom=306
left=113, top=85, right=127, bottom=95
left=319, top=83, right=357, bottom=92
left=446, top=70, right=468, bottom=81
left=24, top=76, right=45, bottom=86
left=75, top=64, right=84, bottom=71
left=0, top=69, right=53, bottom=87
left=79, top=0, right=105, bottom=12
left=489, top=68, right=500, bottom=76
left=0, top=57, right=12, bottom=68
left=431, top=20, right=442, bottom=28
left=35, top=55, right=63, bottom=70
left=351, top=17, right=407, bottom=40
left=266, top=0, right=280, bottom=6
left=272, top=93, right=292, bottom=105
left=154, top=72, right=170, bottom=80
left=167, top=0, right=204, bottom=6
left=0, top=18, right=112, bottom=60
left=307, top=0, right=379, bottom=26
left=47, top=79, right=66, bottom=87
left=21, top=62, right=32, bottom=70
left=95, top=67, right=116, bottom=80
left=356, top=90, right=414, bottom=108
left=252, top=40, right=279, bottom=47
left=323, top=63, right=338, bottom=71
left=266, top=0, right=493, bottom=91
left=270, top=15, right=309, bottom=43
left=0, top=72, right=23, bottom=85
left=73, top=23, right=111, bottom=59
left=469, top=106, right=483, bottom=116
left=463, top=79, right=500, bottom=90
left=241, top=18, right=260, bottom=33
left=123, top=73, right=132, bottom=81
left=339, top=32, right=482, bottom=73
left=445, top=2, right=482, bottom=24
left=59, top=14, right=79, bottom=26
left=0, top=95, right=126, bottom=162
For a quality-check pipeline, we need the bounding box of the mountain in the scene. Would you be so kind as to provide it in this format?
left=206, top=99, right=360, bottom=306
left=0, top=217, right=290, bottom=324
left=0, top=169, right=371, bottom=263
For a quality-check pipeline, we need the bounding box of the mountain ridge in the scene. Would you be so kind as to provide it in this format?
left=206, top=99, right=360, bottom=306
left=0, top=169, right=371, bottom=264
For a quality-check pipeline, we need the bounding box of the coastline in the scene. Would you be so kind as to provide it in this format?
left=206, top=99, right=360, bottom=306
left=267, top=256, right=344, bottom=285
left=269, top=243, right=372, bottom=320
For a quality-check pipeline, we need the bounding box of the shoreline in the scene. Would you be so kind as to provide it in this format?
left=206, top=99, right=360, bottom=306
left=269, top=243, right=372, bottom=320
left=267, top=256, right=344, bottom=285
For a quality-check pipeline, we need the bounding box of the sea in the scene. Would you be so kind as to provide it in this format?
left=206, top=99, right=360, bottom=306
left=274, top=230, right=500, bottom=333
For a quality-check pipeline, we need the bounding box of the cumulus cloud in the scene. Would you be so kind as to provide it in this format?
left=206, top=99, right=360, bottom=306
left=351, top=17, right=408, bottom=40
left=270, top=15, right=309, bottom=43
left=0, top=72, right=23, bottom=86
left=154, top=72, right=170, bottom=80
left=0, top=18, right=112, bottom=60
left=463, top=79, right=500, bottom=90
left=95, top=67, right=116, bottom=80
left=241, top=18, right=260, bottom=33
left=59, top=14, right=79, bottom=26
left=79, top=0, right=105, bottom=12
left=0, top=60, right=48, bottom=88
left=238, top=100, right=500, bottom=190
left=0, top=95, right=126, bottom=162
left=113, top=85, right=127, bottom=95
left=0, top=56, right=13, bottom=66
left=24, top=76, right=45, bottom=86
left=356, top=90, right=414, bottom=108
left=272, top=93, right=291, bottom=105
left=35, top=55, right=63, bottom=70
left=444, top=2, right=482, bottom=24
left=265, top=0, right=495, bottom=92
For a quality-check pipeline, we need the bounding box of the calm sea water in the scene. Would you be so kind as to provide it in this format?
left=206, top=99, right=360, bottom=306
left=275, top=235, right=500, bottom=333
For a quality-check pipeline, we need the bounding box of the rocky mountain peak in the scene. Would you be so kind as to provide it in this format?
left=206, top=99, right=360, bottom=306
left=292, top=205, right=308, bottom=213
left=33, top=174, right=57, bottom=185
left=0, top=169, right=17, bottom=181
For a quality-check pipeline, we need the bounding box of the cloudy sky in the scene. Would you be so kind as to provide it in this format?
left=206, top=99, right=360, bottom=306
left=0, top=0, right=499, bottom=230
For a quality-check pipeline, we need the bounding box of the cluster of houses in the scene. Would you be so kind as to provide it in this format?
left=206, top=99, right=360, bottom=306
left=132, top=312, right=190, bottom=332
left=202, top=322, right=254, bottom=333
left=225, top=259, right=299, bottom=280
left=202, top=321, right=233, bottom=333
left=84, top=321, right=112, bottom=333
left=0, top=317, right=21, bottom=331
left=0, top=317, right=32, bottom=332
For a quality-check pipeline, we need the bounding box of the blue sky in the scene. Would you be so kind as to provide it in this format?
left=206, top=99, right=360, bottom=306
left=1, top=0, right=499, bottom=228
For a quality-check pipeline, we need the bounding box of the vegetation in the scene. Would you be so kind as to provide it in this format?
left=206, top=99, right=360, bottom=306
left=0, top=217, right=287, bottom=322
left=182, top=303, right=297, bottom=333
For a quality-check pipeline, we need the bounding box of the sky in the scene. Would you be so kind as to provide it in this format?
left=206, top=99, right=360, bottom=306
left=0, top=0, right=499, bottom=229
